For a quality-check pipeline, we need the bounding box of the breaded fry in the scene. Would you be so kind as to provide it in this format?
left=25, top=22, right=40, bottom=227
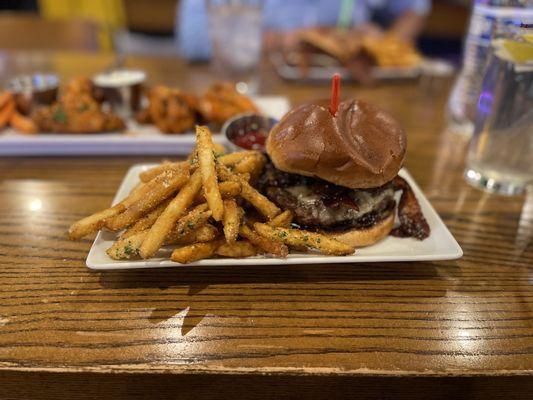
left=107, top=231, right=147, bottom=260
left=216, top=240, right=259, bottom=258
left=106, top=168, right=190, bottom=231
left=194, top=181, right=240, bottom=203
left=10, top=112, right=38, bottom=134
left=254, top=223, right=355, bottom=256
left=222, top=199, right=241, bottom=244
left=165, top=203, right=211, bottom=244
left=0, top=98, right=15, bottom=129
left=0, top=92, right=12, bottom=110
left=239, top=224, right=288, bottom=257
left=233, top=152, right=266, bottom=178
left=69, top=182, right=149, bottom=240
left=140, top=170, right=202, bottom=259
left=120, top=198, right=171, bottom=239
left=268, top=210, right=293, bottom=228
left=171, top=240, right=221, bottom=264
left=218, top=164, right=280, bottom=219
left=196, top=125, right=224, bottom=220
left=166, top=224, right=219, bottom=245
left=139, top=161, right=189, bottom=183
left=218, top=151, right=257, bottom=167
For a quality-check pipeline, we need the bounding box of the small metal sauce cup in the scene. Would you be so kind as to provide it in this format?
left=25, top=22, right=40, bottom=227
left=222, top=113, right=278, bottom=153
left=92, top=69, right=146, bottom=119
left=5, top=73, right=59, bottom=115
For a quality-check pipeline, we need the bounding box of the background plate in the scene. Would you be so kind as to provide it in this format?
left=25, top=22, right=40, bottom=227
left=0, top=96, right=290, bottom=156
left=86, top=164, right=462, bottom=270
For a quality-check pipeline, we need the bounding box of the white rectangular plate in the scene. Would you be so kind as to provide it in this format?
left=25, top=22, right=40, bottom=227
left=0, top=96, right=290, bottom=156
left=86, top=164, right=462, bottom=269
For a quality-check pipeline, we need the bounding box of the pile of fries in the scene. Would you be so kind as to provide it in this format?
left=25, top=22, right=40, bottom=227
left=0, top=92, right=38, bottom=134
left=69, top=126, right=355, bottom=263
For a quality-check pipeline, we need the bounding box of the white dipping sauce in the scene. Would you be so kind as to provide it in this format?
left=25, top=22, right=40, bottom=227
left=93, top=69, right=146, bottom=87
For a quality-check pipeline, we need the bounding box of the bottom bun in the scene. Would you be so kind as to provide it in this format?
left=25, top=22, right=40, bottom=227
left=326, top=212, right=395, bottom=248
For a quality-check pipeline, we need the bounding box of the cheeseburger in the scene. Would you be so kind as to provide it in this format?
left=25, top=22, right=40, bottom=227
left=259, top=75, right=429, bottom=247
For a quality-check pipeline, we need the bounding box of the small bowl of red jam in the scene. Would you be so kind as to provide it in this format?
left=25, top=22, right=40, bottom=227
left=222, top=113, right=278, bottom=152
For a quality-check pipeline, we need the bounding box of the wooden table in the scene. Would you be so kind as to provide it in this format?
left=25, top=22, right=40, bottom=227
left=0, top=52, right=531, bottom=399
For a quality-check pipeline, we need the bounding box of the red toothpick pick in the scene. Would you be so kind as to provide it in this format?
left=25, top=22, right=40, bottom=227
left=329, top=73, right=341, bottom=116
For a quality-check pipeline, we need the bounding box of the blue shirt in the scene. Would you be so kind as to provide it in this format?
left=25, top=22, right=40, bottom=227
left=176, top=0, right=431, bottom=61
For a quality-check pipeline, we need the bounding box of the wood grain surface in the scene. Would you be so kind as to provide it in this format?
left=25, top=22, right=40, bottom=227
left=0, top=51, right=531, bottom=399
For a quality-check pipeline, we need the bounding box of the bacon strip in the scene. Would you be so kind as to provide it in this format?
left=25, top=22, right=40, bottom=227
left=391, top=176, right=430, bottom=240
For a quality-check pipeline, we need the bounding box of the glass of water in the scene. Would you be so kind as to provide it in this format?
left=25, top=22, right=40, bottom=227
left=206, top=0, right=262, bottom=93
left=464, top=35, right=533, bottom=196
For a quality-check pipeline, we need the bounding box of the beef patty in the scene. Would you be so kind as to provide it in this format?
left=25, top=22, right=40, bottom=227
left=258, top=162, right=395, bottom=230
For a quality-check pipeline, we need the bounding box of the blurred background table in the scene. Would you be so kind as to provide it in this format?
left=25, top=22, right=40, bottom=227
left=0, top=51, right=531, bottom=400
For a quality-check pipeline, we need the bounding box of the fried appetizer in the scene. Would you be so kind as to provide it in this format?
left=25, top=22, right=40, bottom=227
left=198, top=82, right=258, bottom=126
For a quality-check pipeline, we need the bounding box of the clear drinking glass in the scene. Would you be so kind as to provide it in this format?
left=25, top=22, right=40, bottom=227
left=464, top=35, right=533, bottom=196
left=206, top=0, right=262, bottom=93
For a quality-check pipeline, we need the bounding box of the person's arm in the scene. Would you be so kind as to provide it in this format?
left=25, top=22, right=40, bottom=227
left=175, top=0, right=211, bottom=61
left=390, top=10, right=426, bottom=42
left=384, top=0, right=430, bottom=42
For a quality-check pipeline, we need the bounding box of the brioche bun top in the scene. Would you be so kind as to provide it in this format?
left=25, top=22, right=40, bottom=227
left=266, top=99, right=406, bottom=188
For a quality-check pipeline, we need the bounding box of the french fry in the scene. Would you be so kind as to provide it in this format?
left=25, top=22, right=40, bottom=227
left=0, top=99, right=15, bottom=129
left=254, top=223, right=355, bottom=256
left=171, top=240, right=221, bottom=264
left=222, top=199, right=241, bottom=244
left=194, top=181, right=240, bottom=203
left=268, top=210, right=293, bottom=228
left=233, top=152, right=266, bottom=178
left=213, top=143, right=226, bottom=156
left=196, top=125, right=224, bottom=221
left=239, top=179, right=280, bottom=220
left=0, top=92, right=12, bottom=109
left=218, top=164, right=280, bottom=220
left=239, top=224, right=288, bottom=257
left=166, top=224, right=219, bottom=245
left=218, top=151, right=255, bottom=166
left=216, top=240, right=259, bottom=258
left=107, top=231, right=147, bottom=260
left=140, top=170, right=202, bottom=259
left=139, top=161, right=188, bottom=183
left=120, top=198, right=171, bottom=239
left=165, top=203, right=211, bottom=244
left=69, top=182, right=149, bottom=240
left=106, top=168, right=189, bottom=231
left=10, top=112, right=38, bottom=134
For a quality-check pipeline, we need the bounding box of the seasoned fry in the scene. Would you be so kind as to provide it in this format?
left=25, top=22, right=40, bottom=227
left=69, top=182, right=150, bottom=240
left=222, top=199, right=241, bottom=244
left=106, top=168, right=189, bottom=231
left=166, top=224, right=219, bottom=245
left=239, top=224, right=288, bottom=257
left=218, top=164, right=280, bottom=219
left=218, top=151, right=255, bottom=166
left=0, top=92, right=12, bottom=109
left=213, top=143, right=226, bottom=156
left=140, top=170, right=202, bottom=259
left=171, top=240, right=221, bottom=264
left=240, top=179, right=280, bottom=220
left=107, top=231, right=147, bottom=260
left=216, top=240, right=259, bottom=258
left=254, top=223, right=355, bottom=256
left=196, top=125, right=224, bottom=220
left=165, top=203, right=211, bottom=244
left=139, top=161, right=188, bottom=183
left=233, top=152, right=266, bottom=178
left=194, top=180, right=240, bottom=203
left=0, top=99, right=15, bottom=129
left=120, top=198, right=171, bottom=239
left=268, top=210, right=293, bottom=228
left=10, top=112, right=38, bottom=134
